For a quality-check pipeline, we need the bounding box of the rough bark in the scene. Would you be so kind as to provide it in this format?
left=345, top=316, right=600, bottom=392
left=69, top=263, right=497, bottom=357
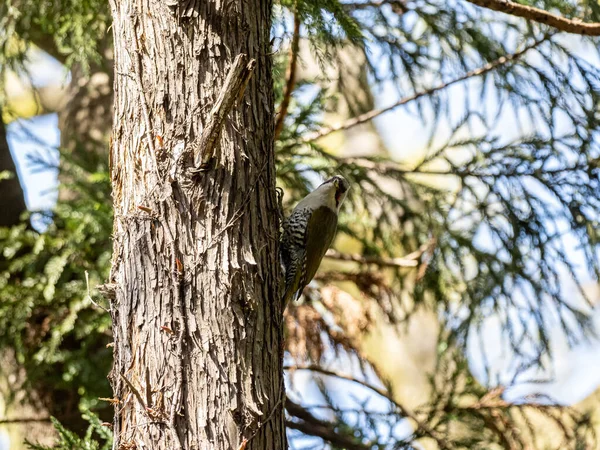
left=0, top=117, right=28, bottom=227
left=107, top=1, right=285, bottom=450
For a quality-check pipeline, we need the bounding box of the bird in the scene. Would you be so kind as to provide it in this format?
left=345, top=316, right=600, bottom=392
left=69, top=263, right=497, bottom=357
left=280, top=175, right=350, bottom=308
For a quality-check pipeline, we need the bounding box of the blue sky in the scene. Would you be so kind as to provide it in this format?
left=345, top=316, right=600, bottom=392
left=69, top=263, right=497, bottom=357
left=7, top=114, right=59, bottom=211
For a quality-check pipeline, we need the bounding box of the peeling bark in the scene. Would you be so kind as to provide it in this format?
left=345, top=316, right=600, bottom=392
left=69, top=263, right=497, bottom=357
left=107, top=1, right=285, bottom=449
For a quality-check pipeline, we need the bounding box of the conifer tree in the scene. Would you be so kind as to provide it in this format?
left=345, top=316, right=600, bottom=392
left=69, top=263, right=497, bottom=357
left=1, top=0, right=599, bottom=448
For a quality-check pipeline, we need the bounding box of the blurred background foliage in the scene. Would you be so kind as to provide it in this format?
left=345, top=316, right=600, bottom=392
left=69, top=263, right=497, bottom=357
left=1, top=0, right=600, bottom=449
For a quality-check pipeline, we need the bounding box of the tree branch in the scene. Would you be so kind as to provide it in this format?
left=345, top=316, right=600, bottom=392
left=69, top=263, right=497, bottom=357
left=192, top=54, right=256, bottom=170
left=274, top=11, right=301, bottom=142
left=285, top=365, right=451, bottom=449
left=285, top=399, right=371, bottom=450
left=325, top=248, right=420, bottom=268
left=343, top=0, right=408, bottom=13
left=0, top=417, right=51, bottom=425
left=300, top=36, right=548, bottom=144
left=466, top=0, right=600, bottom=36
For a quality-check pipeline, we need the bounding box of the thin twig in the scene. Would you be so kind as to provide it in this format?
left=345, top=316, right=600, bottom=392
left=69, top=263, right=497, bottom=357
left=466, top=0, right=600, bottom=36
left=119, top=372, right=147, bottom=410
left=284, top=365, right=451, bottom=449
left=325, top=249, right=419, bottom=268
left=240, top=395, right=284, bottom=449
left=274, top=9, right=301, bottom=141
left=343, top=0, right=408, bottom=12
left=325, top=238, right=436, bottom=268
left=300, top=36, right=548, bottom=144
left=301, top=403, right=397, bottom=416
left=0, top=417, right=51, bottom=425
left=192, top=54, right=256, bottom=170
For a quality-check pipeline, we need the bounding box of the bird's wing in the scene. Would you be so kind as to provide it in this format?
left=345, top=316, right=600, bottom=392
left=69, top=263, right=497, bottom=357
left=302, top=205, right=338, bottom=288
left=281, top=207, right=311, bottom=305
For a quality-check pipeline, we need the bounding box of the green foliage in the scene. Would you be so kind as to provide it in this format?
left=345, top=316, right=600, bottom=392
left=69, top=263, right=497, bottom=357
left=0, top=0, right=110, bottom=70
left=275, top=0, right=364, bottom=69
left=0, top=152, right=113, bottom=416
left=25, top=412, right=112, bottom=450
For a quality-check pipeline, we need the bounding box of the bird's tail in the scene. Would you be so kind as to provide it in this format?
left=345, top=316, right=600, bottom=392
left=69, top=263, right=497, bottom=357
left=282, top=286, right=302, bottom=311
left=282, top=287, right=293, bottom=311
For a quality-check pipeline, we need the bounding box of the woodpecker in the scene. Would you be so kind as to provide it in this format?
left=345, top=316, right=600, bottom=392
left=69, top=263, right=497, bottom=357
left=281, top=175, right=350, bottom=307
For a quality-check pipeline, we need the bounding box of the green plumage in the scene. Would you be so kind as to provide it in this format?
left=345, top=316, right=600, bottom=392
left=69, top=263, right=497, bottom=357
left=282, top=205, right=338, bottom=307
left=304, top=205, right=338, bottom=287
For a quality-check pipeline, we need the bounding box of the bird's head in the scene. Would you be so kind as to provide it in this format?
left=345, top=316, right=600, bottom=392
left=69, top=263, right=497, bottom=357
left=320, top=175, right=350, bottom=211
left=298, top=175, right=351, bottom=212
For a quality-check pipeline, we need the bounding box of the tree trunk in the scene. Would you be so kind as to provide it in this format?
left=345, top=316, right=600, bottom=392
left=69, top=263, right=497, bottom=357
left=0, top=117, right=27, bottom=227
left=107, top=1, right=285, bottom=450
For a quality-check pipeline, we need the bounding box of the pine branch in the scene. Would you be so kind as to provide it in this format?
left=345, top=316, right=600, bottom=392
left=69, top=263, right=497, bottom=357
left=274, top=10, right=301, bottom=142
left=285, top=399, right=372, bottom=450
left=300, top=36, right=549, bottom=144
left=342, top=0, right=408, bottom=11
left=284, top=365, right=451, bottom=449
left=466, top=0, right=600, bottom=36
left=325, top=248, right=420, bottom=268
